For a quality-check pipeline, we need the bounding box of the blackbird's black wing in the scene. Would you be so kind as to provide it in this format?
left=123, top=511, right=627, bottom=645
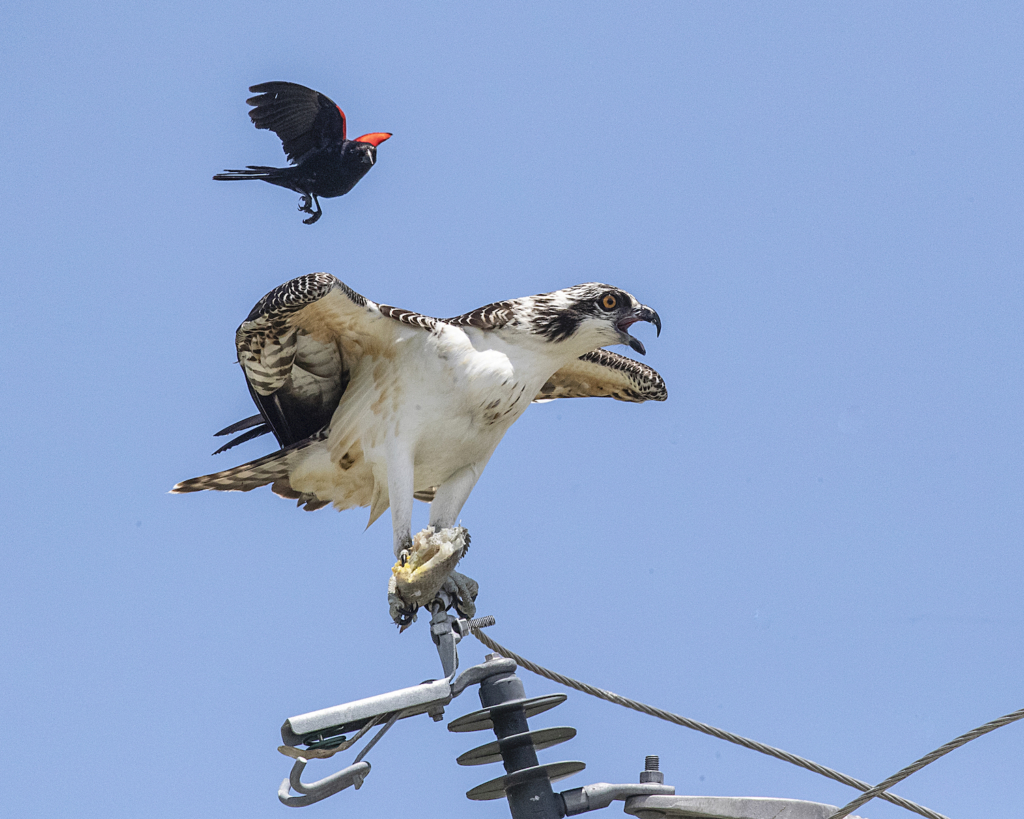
left=245, top=82, right=347, bottom=164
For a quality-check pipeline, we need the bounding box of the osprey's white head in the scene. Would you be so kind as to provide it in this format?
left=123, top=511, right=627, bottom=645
left=512, top=282, right=662, bottom=358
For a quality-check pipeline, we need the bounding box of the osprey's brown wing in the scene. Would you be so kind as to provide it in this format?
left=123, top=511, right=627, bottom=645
left=536, top=349, right=667, bottom=403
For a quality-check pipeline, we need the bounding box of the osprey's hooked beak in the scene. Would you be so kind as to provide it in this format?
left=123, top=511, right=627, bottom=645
left=617, top=304, right=662, bottom=356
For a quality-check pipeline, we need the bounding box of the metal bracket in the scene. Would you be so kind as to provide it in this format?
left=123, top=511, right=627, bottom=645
left=622, top=795, right=849, bottom=819
left=559, top=782, right=676, bottom=815
left=430, top=605, right=496, bottom=678
left=275, top=612, right=500, bottom=807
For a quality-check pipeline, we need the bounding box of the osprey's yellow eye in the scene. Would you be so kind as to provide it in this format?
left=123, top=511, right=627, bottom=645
left=601, top=294, right=618, bottom=310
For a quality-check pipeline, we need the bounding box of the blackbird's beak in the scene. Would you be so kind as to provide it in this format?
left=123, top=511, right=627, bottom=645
left=616, top=305, right=661, bottom=356
left=354, top=132, right=392, bottom=147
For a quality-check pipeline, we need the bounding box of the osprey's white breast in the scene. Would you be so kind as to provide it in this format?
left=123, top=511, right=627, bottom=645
left=358, top=322, right=555, bottom=489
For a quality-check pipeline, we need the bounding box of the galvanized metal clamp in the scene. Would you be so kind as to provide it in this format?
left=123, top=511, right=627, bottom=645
left=276, top=611, right=500, bottom=807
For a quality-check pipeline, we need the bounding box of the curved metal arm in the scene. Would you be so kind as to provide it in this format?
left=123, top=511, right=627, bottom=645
left=278, top=758, right=371, bottom=807
left=278, top=708, right=404, bottom=807
left=275, top=613, right=499, bottom=807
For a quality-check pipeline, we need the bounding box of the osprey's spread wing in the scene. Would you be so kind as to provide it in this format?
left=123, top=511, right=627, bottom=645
left=235, top=273, right=351, bottom=448
left=176, top=273, right=442, bottom=504
left=234, top=272, right=438, bottom=450
left=539, top=349, right=667, bottom=403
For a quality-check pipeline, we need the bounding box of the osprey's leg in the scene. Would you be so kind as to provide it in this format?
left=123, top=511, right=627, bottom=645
left=388, top=462, right=484, bottom=628
left=426, top=463, right=483, bottom=618
left=387, top=453, right=415, bottom=560
left=428, top=463, right=484, bottom=530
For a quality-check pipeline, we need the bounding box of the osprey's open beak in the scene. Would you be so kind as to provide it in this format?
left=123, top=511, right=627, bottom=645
left=617, top=305, right=661, bottom=356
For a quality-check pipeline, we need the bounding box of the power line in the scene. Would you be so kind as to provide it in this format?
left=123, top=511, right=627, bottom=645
left=828, top=706, right=1024, bottom=818
left=473, top=628, right=948, bottom=819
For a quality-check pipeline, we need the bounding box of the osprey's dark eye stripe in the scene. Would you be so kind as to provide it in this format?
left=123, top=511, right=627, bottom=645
left=600, top=293, right=618, bottom=310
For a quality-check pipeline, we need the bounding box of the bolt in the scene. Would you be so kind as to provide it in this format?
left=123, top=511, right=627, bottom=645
left=485, top=652, right=502, bottom=662
left=640, top=755, right=664, bottom=784
left=469, top=615, right=497, bottom=630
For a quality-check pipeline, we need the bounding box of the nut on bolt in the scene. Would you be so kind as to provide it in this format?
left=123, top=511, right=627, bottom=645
left=640, top=755, right=664, bottom=784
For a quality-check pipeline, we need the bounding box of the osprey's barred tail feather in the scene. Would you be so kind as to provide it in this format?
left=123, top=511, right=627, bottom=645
left=172, top=431, right=326, bottom=496
left=172, top=447, right=296, bottom=494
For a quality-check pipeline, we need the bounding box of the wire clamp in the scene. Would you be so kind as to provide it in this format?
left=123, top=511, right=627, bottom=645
left=275, top=620, right=505, bottom=808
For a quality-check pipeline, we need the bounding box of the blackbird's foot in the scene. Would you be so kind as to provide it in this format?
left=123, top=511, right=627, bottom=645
left=298, top=194, right=322, bottom=224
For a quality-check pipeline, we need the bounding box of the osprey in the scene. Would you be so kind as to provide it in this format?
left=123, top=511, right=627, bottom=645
left=173, top=275, right=666, bottom=612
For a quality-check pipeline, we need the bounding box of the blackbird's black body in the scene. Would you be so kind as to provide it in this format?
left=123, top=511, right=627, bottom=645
left=214, top=82, right=391, bottom=224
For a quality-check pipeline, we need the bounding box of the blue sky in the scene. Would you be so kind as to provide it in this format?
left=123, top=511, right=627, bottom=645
left=2, top=3, right=1021, bottom=817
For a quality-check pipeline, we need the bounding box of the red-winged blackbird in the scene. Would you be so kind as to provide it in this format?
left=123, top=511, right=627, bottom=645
left=214, top=82, right=391, bottom=224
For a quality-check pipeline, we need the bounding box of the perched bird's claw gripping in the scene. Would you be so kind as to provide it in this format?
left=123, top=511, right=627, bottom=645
left=445, top=571, right=479, bottom=620
left=391, top=605, right=416, bottom=630
left=388, top=527, right=474, bottom=631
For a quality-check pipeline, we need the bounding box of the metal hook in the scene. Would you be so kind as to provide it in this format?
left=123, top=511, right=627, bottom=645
left=278, top=758, right=371, bottom=807
left=278, top=710, right=403, bottom=807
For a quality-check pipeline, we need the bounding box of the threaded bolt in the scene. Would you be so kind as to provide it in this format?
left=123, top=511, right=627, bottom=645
left=640, top=755, right=664, bottom=784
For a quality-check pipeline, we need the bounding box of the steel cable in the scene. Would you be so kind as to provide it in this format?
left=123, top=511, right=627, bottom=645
left=827, top=706, right=1024, bottom=818
left=472, top=628, right=948, bottom=819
